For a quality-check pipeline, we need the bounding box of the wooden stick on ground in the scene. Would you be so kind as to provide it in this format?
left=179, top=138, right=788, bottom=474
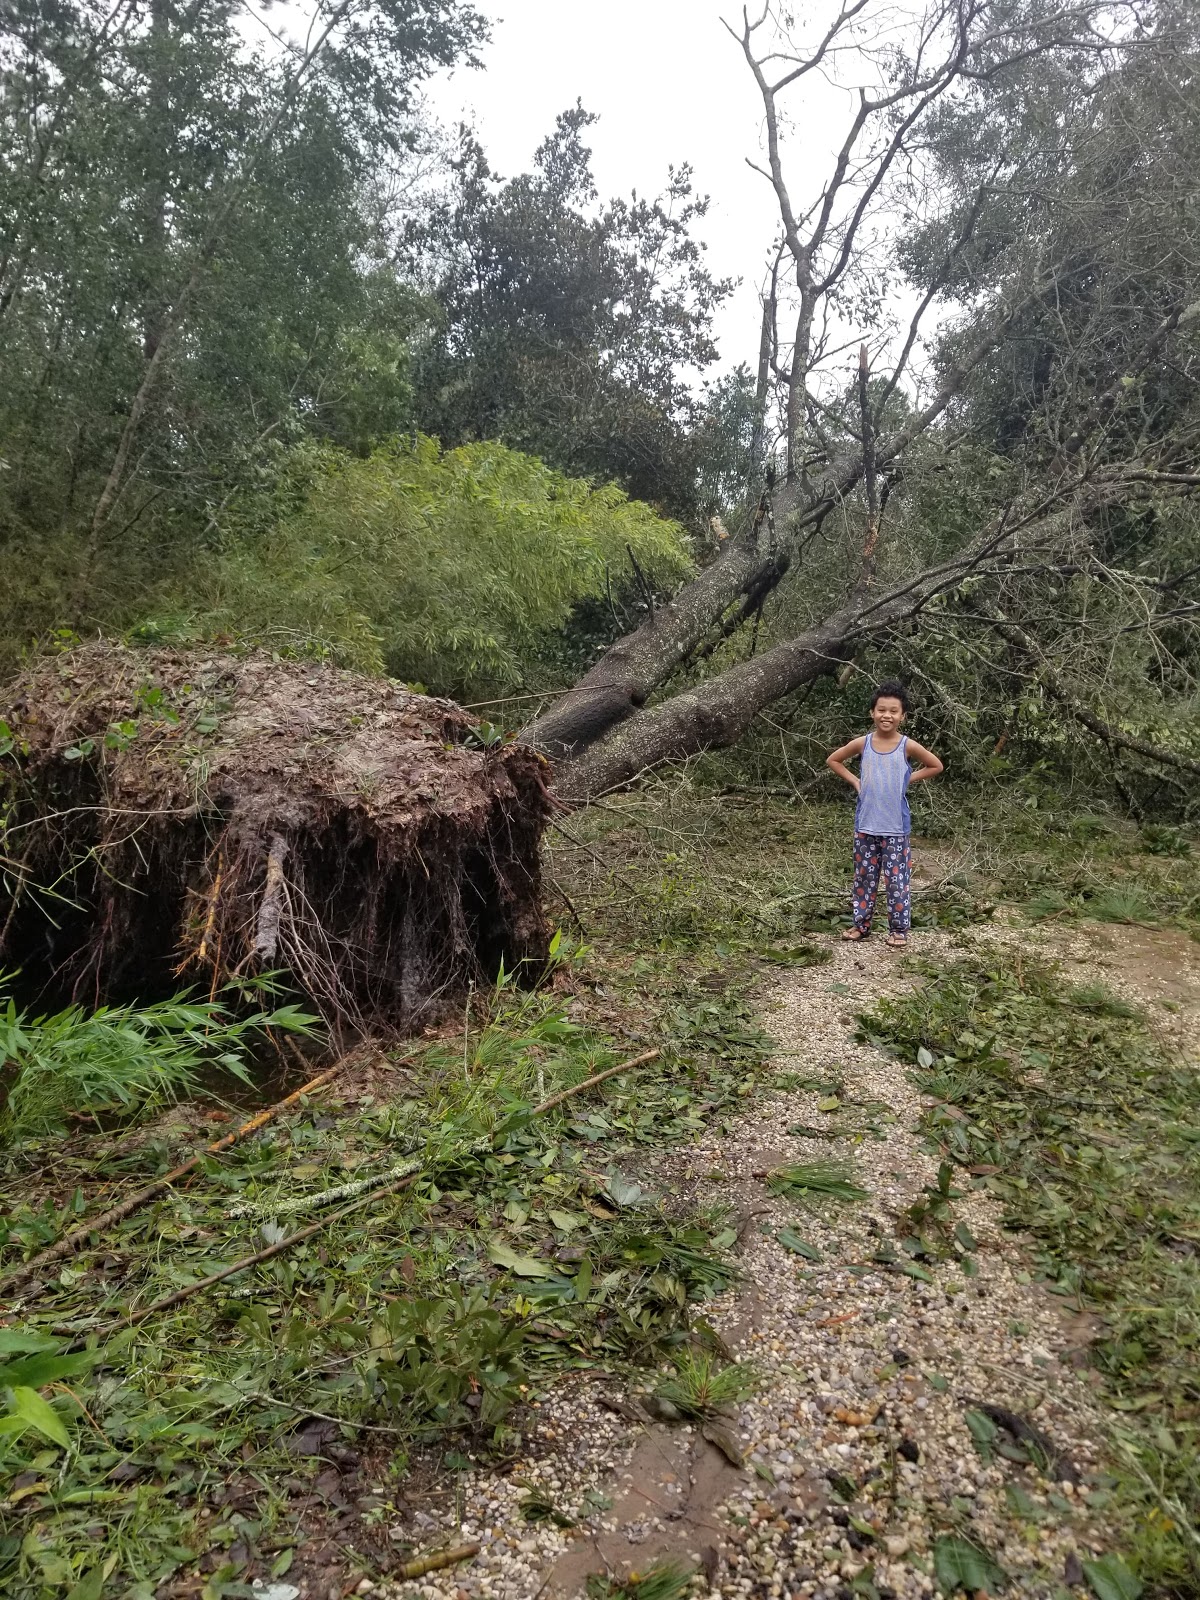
left=3, top=1053, right=364, bottom=1293
left=529, top=1049, right=659, bottom=1116
left=398, top=1544, right=481, bottom=1580
left=96, top=1046, right=662, bottom=1334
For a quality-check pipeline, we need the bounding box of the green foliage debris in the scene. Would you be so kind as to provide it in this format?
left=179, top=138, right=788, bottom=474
left=0, top=978, right=316, bottom=1145
left=866, top=950, right=1200, bottom=1593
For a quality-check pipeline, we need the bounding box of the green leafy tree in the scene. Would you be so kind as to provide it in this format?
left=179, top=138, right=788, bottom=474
left=406, top=105, right=732, bottom=517
left=160, top=435, right=692, bottom=697
left=0, top=0, right=485, bottom=655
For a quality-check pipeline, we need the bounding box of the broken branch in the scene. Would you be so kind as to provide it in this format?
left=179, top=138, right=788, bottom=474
left=981, top=614, right=1200, bottom=781
left=627, top=542, right=656, bottom=620
left=109, top=1167, right=422, bottom=1331
left=856, top=343, right=879, bottom=590
left=398, top=1544, right=481, bottom=1581
left=2, top=1052, right=365, bottom=1294
left=529, top=1048, right=660, bottom=1116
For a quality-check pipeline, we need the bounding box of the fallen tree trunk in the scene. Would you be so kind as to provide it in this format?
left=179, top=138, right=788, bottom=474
left=550, top=459, right=1200, bottom=802
left=522, top=485, right=804, bottom=760
left=550, top=500, right=1040, bottom=799
left=522, top=279, right=1051, bottom=765
left=554, top=604, right=861, bottom=799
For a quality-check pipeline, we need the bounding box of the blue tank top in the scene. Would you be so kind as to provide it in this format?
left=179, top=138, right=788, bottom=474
left=855, top=733, right=911, bottom=836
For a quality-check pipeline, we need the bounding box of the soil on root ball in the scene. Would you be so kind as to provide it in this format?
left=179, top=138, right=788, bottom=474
left=0, top=642, right=554, bottom=1035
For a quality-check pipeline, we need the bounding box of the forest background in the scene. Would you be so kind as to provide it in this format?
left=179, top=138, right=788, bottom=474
left=3, top=0, right=1198, bottom=808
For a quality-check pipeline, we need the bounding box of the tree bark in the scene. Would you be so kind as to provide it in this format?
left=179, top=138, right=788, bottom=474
left=553, top=602, right=862, bottom=800
left=521, top=484, right=800, bottom=760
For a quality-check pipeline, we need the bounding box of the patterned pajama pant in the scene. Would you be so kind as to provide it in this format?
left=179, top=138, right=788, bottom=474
left=851, top=832, right=912, bottom=934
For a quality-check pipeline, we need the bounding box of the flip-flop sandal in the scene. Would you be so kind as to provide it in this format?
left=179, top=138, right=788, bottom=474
left=886, top=933, right=908, bottom=949
left=842, top=927, right=871, bottom=941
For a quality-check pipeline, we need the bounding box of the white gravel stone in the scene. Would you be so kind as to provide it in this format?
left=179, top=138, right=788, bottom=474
left=371, top=909, right=1188, bottom=1598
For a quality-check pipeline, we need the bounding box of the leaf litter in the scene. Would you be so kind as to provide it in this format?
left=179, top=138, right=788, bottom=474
left=3, top=788, right=1198, bottom=1599
left=0, top=932, right=768, bottom=1600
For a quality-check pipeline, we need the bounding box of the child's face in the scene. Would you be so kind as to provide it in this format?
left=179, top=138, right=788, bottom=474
left=871, top=696, right=906, bottom=735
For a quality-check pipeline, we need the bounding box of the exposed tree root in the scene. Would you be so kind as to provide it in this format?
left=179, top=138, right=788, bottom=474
left=0, top=644, right=554, bottom=1029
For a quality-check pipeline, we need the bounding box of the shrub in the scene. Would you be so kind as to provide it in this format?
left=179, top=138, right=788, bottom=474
left=0, top=980, right=316, bottom=1144
left=162, top=435, right=692, bottom=697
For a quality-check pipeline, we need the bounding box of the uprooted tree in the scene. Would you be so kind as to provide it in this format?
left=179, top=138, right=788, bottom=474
left=525, top=0, right=1200, bottom=802
left=0, top=646, right=553, bottom=1030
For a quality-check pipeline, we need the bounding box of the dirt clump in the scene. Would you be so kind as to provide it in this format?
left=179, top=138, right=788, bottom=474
left=0, top=643, right=553, bottom=1032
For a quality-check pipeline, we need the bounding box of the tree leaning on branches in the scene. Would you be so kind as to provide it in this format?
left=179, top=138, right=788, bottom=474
left=523, top=0, right=1200, bottom=802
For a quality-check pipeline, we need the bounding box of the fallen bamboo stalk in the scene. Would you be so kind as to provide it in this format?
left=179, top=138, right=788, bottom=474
left=109, top=1168, right=422, bottom=1331
left=529, top=1048, right=659, bottom=1116
left=397, top=1543, right=480, bottom=1580
left=3, top=1053, right=364, bottom=1293
left=95, top=1044, right=662, bottom=1334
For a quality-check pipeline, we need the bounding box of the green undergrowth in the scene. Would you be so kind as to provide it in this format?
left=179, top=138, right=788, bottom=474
left=546, top=780, right=983, bottom=965
left=862, top=949, right=1200, bottom=1596
left=0, top=945, right=766, bottom=1599
left=3, top=778, right=1196, bottom=1599
left=549, top=778, right=1199, bottom=962
left=917, top=784, right=1200, bottom=935
left=563, top=768, right=1200, bottom=940
left=0, top=977, right=316, bottom=1145
left=585, top=1558, right=696, bottom=1599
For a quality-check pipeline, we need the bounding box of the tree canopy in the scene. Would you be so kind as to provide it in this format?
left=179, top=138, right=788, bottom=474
left=0, top=0, right=1198, bottom=815
left=404, top=105, right=732, bottom=516
left=0, top=0, right=485, bottom=650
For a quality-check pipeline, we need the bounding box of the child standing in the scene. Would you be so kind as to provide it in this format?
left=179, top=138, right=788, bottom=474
left=825, top=680, right=943, bottom=948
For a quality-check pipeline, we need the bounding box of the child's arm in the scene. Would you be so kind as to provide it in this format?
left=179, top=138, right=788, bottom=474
left=826, top=735, right=866, bottom=794
left=906, top=739, right=944, bottom=785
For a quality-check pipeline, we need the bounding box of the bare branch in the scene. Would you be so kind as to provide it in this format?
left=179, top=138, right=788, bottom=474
left=854, top=343, right=879, bottom=591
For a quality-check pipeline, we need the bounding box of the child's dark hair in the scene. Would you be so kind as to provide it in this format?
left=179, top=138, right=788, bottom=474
left=871, top=678, right=910, bottom=713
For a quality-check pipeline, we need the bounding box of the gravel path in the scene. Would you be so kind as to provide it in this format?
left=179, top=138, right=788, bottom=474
left=372, top=916, right=1193, bottom=1600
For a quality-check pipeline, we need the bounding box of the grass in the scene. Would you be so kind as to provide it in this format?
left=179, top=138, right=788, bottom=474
left=1088, top=884, right=1158, bottom=926
left=913, top=781, right=1200, bottom=935
left=764, top=1159, right=868, bottom=1204
left=863, top=950, right=1200, bottom=1596
left=653, top=1349, right=758, bottom=1421
left=585, top=1559, right=696, bottom=1599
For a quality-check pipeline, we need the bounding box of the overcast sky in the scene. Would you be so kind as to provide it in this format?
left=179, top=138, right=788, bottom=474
left=424, top=0, right=846, bottom=378
left=247, top=1, right=889, bottom=387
